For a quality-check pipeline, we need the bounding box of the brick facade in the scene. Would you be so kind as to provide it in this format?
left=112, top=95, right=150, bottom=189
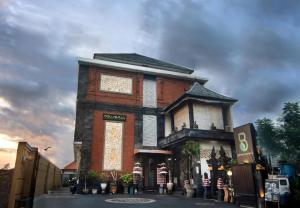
left=85, top=66, right=193, bottom=108
left=90, top=110, right=135, bottom=173
left=157, top=76, right=193, bottom=108
left=76, top=64, right=194, bottom=176
left=86, top=67, right=143, bottom=107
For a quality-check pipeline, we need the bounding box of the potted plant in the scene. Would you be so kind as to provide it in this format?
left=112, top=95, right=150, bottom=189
left=110, top=170, right=118, bottom=194
left=120, top=173, right=133, bottom=194
left=87, top=170, right=99, bottom=194
left=99, top=172, right=108, bottom=194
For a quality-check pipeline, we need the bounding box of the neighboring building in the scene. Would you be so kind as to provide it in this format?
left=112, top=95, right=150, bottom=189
left=62, top=161, right=77, bottom=185
left=73, top=53, right=237, bottom=188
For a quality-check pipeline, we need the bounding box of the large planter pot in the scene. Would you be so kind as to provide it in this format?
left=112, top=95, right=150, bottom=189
left=186, top=188, right=194, bottom=198
left=167, top=182, right=174, bottom=194
left=92, top=188, right=98, bottom=194
left=100, top=183, right=107, bottom=194
left=129, top=186, right=134, bottom=194
left=82, top=188, right=89, bottom=194
left=123, top=184, right=129, bottom=194
left=110, top=183, right=117, bottom=194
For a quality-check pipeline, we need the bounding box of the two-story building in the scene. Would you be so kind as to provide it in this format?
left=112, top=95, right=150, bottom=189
left=73, top=53, right=237, bottom=188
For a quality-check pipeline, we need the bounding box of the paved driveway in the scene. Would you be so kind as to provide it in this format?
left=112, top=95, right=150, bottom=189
left=33, top=193, right=239, bottom=208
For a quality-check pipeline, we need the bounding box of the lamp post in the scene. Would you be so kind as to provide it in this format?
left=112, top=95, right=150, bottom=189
left=227, top=170, right=232, bottom=187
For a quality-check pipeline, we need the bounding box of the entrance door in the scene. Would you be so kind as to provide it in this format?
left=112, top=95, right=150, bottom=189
left=148, top=159, right=156, bottom=187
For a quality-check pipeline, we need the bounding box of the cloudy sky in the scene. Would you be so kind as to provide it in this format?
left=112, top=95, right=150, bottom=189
left=0, top=0, right=299, bottom=168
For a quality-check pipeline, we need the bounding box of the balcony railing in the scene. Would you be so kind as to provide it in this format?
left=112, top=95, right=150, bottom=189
left=159, top=128, right=234, bottom=148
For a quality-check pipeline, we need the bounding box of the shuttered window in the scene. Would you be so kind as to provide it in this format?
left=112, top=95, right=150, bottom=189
left=143, top=115, right=157, bottom=146
left=143, top=78, right=157, bottom=107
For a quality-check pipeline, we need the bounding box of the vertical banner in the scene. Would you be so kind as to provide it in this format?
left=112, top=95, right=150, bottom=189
left=233, top=123, right=257, bottom=164
left=103, top=121, right=123, bottom=170
left=156, top=168, right=166, bottom=185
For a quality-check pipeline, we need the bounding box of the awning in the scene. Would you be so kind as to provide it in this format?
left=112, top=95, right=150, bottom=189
left=134, top=149, right=172, bottom=155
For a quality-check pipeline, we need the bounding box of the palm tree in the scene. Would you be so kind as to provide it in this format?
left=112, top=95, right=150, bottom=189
left=181, top=141, right=201, bottom=180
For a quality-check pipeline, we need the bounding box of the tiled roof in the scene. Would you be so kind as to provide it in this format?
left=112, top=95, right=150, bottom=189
left=186, top=82, right=237, bottom=102
left=163, top=82, right=237, bottom=112
left=63, top=161, right=77, bottom=170
left=93, top=53, right=194, bottom=74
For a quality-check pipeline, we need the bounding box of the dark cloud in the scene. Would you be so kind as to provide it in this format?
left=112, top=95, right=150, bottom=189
left=141, top=0, right=300, bottom=125
left=0, top=0, right=299, bottom=167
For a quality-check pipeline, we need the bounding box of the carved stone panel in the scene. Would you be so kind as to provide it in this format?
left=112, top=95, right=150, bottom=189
left=103, top=121, right=123, bottom=170
left=100, top=74, right=132, bottom=94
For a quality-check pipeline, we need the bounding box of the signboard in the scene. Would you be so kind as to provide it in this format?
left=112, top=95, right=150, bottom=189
left=103, top=114, right=126, bottom=121
left=233, top=123, right=257, bottom=164
left=265, top=179, right=280, bottom=202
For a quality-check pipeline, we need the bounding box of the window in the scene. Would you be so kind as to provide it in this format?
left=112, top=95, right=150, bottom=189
left=280, top=179, right=287, bottom=185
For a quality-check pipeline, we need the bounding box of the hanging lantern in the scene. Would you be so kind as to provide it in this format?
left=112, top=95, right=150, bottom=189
left=133, top=162, right=142, bottom=175
left=159, top=163, right=168, bottom=175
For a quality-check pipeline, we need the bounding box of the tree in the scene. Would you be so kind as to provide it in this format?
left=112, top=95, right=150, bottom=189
left=255, top=102, right=300, bottom=164
left=279, top=102, right=300, bottom=161
left=181, top=141, right=201, bottom=179
left=255, top=118, right=280, bottom=154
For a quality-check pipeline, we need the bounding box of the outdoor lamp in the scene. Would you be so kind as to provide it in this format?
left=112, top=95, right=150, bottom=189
left=256, top=164, right=265, bottom=171
left=227, top=170, right=232, bottom=176
left=218, top=165, right=225, bottom=170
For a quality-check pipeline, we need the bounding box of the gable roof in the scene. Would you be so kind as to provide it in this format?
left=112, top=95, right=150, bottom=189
left=164, top=82, right=237, bottom=112
left=63, top=161, right=77, bottom=170
left=93, top=53, right=194, bottom=74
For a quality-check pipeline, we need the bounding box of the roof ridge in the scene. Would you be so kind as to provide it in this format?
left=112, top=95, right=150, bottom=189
left=93, top=53, right=194, bottom=74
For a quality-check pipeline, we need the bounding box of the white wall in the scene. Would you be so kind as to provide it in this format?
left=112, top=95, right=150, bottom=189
left=165, top=114, right=172, bottom=137
left=193, top=103, right=224, bottom=130
left=199, top=140, right=232, bottom=179
left=174, top=104, right=190, bottom=130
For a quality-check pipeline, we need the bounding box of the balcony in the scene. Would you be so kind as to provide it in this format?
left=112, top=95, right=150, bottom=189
left=158, top=128, right=234, bottom=148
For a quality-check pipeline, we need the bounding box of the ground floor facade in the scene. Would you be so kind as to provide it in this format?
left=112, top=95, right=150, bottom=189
left=74, top=103, right=235, bottom=189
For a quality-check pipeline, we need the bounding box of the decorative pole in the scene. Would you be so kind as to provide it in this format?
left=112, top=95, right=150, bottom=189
left=206, top=146, right=218, bottom=197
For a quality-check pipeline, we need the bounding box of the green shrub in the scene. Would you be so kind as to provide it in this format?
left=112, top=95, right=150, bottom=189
left=120, top=173, right=133, bottom=185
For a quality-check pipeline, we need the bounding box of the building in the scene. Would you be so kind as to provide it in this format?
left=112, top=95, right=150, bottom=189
left=62, top=161, right=77, bottom=185
left=73, top=53, right=237, bottom=188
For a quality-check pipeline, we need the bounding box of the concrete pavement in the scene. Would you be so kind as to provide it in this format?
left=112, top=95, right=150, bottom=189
left=33, top=190, right=239, bottom=208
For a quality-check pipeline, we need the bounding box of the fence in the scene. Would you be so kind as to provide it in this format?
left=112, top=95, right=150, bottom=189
left=0, top=169, right=14, bottom=208
left=7, top=142, right=61, bottom=208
